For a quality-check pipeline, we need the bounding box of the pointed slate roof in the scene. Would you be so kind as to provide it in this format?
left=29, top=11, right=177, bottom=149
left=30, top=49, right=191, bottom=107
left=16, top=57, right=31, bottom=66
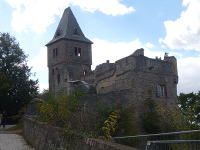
left=46, top=7, right=93, bottom=46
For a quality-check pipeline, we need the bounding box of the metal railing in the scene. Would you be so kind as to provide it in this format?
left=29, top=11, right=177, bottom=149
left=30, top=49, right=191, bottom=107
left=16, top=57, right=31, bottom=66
left=113, top=130, right=200, bottom=150
left=146, top=140, right=200, bottom=150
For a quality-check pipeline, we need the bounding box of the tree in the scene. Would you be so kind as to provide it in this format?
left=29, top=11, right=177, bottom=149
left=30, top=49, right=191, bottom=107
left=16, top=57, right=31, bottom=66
left=178, top=92, right=200, bottom=128
left=140, top=98, right=161, bottom=133
left=0, top=32, right=38, bottom=117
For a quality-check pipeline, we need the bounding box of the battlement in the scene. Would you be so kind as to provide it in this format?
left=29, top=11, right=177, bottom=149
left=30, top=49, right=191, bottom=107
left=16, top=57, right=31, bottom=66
left=95, top=60, right=115, bottom=77
left=81, top=48, right=178, bottom=105
left=93, top=48, right=177, bottom=80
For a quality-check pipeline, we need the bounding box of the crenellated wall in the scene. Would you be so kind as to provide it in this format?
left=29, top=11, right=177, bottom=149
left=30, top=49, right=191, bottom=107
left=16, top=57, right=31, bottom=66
left=81, top=48, right=178, bottom=105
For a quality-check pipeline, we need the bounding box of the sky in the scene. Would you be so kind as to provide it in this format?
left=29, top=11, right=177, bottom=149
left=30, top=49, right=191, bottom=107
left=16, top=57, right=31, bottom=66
left=0, top=0, right=200, bottom=94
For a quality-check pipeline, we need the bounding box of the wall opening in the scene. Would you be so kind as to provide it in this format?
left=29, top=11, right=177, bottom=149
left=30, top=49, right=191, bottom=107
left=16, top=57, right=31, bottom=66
left=52, top=69, right=54, bottom=76
left=74, top=47, right=81, bottom=57
left=156, top=85, right=167, bottom=97
left=53, top=48, right=58, bottom=58
left=83, top=70, right=86, bottom=76
left=57, top=74, right=60, bottom=85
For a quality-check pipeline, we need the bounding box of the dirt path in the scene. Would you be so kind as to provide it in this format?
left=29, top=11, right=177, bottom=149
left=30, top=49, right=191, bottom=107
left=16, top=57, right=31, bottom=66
left=0, top=134, right=35, bottom=150
left=0, top=126, right=35, bottom=150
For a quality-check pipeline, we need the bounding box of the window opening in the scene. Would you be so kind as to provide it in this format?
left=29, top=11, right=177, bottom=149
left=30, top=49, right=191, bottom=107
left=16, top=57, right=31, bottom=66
left=52, top=69, right=54, bottom=76
left=83, top=70, right=86, bottom=76
left=78, top=48, right=81, bottom=56
left=53, top=48, right=58, bottom=58
left=53, top=49, right=55, bottom=58
left=75, top=47, right=78, bottom=56
left=156, top=85, right=167, bottom=97
left=74, top=47, right=81, bottom=57
left=55, top=48, right=58, bottom=56
left=57, top=74, right=60, bottom=85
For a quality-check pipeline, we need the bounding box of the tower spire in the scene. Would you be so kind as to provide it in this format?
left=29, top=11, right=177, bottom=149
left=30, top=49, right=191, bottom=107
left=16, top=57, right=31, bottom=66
left=46, top=7, right=92, bottom=46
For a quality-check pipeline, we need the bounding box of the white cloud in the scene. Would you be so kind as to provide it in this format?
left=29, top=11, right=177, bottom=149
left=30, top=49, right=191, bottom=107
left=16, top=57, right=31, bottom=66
left=39, top=82, right=48, bottom=93
left=28, top=47, right=47, bottom=72
left=28, top=47, right=48, bottom=92
left=145, top=42, right=154, bottom=49
left=72, top=0, right=134, bottom=16
left=160, top=0, right=200, bottom=51
left=178, top=57, right=200, bottom=93
left=4, top=0, right=134, bottom=33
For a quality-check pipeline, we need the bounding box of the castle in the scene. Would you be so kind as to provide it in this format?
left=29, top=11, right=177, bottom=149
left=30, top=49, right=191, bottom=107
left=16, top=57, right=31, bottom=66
left=46, top=7, right=178, bottom=105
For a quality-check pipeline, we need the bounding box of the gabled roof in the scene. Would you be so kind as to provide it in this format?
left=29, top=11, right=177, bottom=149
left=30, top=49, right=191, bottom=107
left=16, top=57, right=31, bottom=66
left=46, top=7, right=93, bottom=46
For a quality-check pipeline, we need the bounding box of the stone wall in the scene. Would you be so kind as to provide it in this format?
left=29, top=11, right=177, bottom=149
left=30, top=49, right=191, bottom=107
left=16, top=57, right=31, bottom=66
left=23, top=117, right=138, bottom=150
left=48, top=39, right=92, bottom=94
left=82, top=49, right=178, bottom=105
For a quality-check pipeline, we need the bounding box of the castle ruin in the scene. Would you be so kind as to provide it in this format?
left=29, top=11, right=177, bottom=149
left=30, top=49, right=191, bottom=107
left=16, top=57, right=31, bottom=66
left=46, top=7, right=178, bottom=105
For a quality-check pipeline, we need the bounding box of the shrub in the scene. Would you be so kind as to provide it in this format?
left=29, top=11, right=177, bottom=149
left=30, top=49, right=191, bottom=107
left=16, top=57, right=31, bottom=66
left=140, top=98, right=161, bottom=133
left=37, top=90, right=84, bottom=127
left=115, top=107, right=139, bottom=136
left=102, top=110, right=120, bottom=139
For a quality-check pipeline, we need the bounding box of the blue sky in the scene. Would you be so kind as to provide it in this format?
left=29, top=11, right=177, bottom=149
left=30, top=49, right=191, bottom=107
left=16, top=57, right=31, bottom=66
left=0, top=0, right=200, bottom=94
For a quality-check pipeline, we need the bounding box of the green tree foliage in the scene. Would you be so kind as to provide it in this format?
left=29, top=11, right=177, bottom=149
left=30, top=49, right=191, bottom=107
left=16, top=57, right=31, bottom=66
left=102, top=110, right=120, bottom=139
left=0, top=32, right=38, bottom=116
left=37, top=90, right=84, bottom=128
left=140, top=98, right=189, bottom=134
left=36, top=90, right=199, bottom=139
left=156, top=104, right=189, bottom=131
left=93, top=103, right=116, bottom=130
left=37, top=91, right=119, bottom=136
left=178, top=92, right=200, bottom=128
left=141, top=98, right=161, bottom=133
left=113, top=107, right=140, bottom=137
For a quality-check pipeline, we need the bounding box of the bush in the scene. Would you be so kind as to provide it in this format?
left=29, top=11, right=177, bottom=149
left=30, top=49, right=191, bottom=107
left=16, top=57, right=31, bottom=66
left=102, top=110, right=120, bottom=139
left=140, top=98, right=161, bottom=133
left=37, top=90, right=84, bottom=127
left=35, top=90, right=194, bottom=140
left=140, top=98, right=191, bottom=134
left=115, top=107, right=139, bottom=136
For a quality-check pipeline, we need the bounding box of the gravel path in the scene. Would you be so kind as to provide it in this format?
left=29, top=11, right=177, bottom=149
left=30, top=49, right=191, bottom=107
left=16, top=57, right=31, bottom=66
left=0, top=134, right=35, bottom=150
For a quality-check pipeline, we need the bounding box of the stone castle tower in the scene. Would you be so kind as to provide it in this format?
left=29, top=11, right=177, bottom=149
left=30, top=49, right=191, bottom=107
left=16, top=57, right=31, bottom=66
left=46, top=7, right=93, bottom=94
left=46, top=7, right=178, bottom=105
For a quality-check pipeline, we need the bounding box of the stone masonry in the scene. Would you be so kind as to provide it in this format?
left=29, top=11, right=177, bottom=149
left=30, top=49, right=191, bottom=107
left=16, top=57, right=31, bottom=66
left=46, top=7, right=178, bottom=105
left=23, top=117, right=138, bottom=150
